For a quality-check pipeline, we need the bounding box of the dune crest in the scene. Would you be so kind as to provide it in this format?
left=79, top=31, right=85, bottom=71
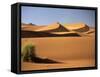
left=34, top=22, right=69, bottom=32
left=34, top=22, right=59, bottom=31
left=63, top=23, right=90, bottom=32
left=22, top=23, right=45, bottom=31
left=21, top=22, right=95, bottom=37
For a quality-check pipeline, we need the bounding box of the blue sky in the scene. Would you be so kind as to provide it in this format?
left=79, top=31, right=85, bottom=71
left=21, top=6, right=95, bottom=27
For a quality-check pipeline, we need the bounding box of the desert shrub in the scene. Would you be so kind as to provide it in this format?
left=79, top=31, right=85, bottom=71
left=21, top=44, right=36, bottom=62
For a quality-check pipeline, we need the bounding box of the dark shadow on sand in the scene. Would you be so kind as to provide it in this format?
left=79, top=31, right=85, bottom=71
left=21, top=31, right=80, bottom=38
left=22, top=45, right=61, bottom=64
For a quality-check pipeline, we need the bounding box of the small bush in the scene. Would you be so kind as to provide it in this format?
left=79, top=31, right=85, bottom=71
left=21, top=44, right=36, bottom=62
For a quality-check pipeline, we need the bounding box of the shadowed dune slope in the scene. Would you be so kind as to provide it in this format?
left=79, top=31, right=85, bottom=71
left=21, top=31, right=80, bottom=38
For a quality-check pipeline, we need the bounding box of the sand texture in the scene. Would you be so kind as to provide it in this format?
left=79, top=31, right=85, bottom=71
left=21, top=22, right=95, bottom=71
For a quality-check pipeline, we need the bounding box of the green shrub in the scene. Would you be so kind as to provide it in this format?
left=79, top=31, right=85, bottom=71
left=21, top=44, right=36, bottom=62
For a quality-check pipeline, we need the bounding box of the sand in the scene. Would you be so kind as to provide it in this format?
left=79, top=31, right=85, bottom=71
left=21, top=23, right=95, bottom=71
left=22, top=59, right=95, bottom=71
left=21, top=36, right=95, bottom=71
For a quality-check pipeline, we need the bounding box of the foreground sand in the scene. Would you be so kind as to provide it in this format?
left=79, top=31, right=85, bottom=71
left=21, top=59, right=95, bottom=71
left=21, top=36, right=95, bottom=71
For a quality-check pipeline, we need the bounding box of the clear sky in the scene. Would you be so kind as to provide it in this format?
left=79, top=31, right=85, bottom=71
left=21, top=6, right=95, bottom=27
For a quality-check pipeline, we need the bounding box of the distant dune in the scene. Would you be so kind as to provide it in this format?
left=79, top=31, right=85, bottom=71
left=63, top=23, right=89, bottom=32
left=21, top=22, right=95, bottom=37
left=22, top=23, right=45, bottom=31
left=34, top=22, right=69, bottom=32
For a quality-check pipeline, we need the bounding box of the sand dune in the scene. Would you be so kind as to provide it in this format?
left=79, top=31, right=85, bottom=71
left=21, top=22, right=94, bottom=37
left=63, top=23, right=89, bottom=32
left=21, top=22, right=83, bottom=37
left=21, top=22, right=95, bottom=71
left=34, top=22, right=69, bottom=32
left=33, top=22, right=60, bottom=31
left=22, top=23, right=45, bottom=31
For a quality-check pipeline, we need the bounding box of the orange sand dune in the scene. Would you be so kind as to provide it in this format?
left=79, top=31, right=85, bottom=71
left=34, top=22, right=69, bottom=32
left=34, top=22, right=89, bottom=32
left=63, top=23, right=89, bottom=32
left=21, top=22, right=90, bottom=37
left=22, top=22, right=91, bottom=34
left=21, top=22, right=82, bottom=37
left=21, top=22, right=95, bottom=37
left=34, top=22, right=60, bottom=31
left=22, top=24, right=45, bottom=31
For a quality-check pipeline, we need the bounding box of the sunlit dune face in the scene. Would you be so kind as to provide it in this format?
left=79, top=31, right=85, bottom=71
left=34, top=22, right=60, bottom=31
left=21, top=24, right=45, bottom=31
left=63, top=23, right=87, bottom=30
left=50, top=31, right=76, bottom=35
